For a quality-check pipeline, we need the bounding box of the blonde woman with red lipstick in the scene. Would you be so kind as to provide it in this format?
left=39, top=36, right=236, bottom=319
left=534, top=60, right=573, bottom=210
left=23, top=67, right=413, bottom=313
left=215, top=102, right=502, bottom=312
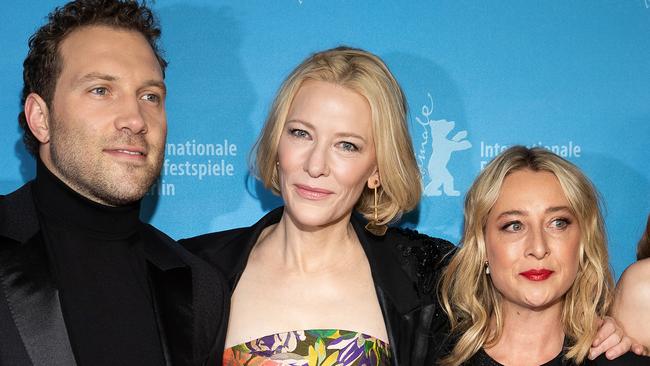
left=438, top=146, right=647, bottom=365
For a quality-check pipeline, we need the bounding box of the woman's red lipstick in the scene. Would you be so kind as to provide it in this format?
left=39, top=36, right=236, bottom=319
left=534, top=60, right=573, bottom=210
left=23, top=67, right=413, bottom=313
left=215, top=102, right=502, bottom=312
left=519, top=269, right=554, bottom=281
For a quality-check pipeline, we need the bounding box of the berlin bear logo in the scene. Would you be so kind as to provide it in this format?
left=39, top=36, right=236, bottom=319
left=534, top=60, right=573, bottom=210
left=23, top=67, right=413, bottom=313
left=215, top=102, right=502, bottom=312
left=415, top=94, right=471, bottom=197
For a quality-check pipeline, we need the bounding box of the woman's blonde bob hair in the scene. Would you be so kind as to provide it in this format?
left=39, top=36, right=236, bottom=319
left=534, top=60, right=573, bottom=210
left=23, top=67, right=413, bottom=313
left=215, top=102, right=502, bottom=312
left=439, top=146, right=613, bottom=365
left=253, top=46, right=421, bottom=225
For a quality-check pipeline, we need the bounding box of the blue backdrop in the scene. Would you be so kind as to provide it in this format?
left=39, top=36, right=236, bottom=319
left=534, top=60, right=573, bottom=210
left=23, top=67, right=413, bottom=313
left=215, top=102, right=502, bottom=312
left=2, top=1, right=649, bottom=279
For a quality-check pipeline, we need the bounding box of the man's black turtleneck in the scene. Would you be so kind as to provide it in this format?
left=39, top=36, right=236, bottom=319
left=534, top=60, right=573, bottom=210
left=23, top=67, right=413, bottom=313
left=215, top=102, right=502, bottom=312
left=32, top=160, right=166, bottom=366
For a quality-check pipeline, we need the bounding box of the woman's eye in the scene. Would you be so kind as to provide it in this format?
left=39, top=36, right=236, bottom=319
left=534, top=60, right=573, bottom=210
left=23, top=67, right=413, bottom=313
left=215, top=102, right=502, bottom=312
left=339, top=141, right=358, bottom=152
left=289, top=128, right=309, bottom=139
left=502, top=221, right=523, bottom=232
left=550, top=218, right=570, bottom=230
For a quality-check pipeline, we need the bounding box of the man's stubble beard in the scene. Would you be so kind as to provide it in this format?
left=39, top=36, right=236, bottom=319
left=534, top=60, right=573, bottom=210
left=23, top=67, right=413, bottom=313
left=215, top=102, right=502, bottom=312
left=48, top=113, right=164, bottom=206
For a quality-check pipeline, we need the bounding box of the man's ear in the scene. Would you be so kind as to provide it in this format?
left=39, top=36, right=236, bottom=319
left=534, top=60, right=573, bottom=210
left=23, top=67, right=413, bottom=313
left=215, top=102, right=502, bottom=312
left=24, top=93, right=51, bottom=144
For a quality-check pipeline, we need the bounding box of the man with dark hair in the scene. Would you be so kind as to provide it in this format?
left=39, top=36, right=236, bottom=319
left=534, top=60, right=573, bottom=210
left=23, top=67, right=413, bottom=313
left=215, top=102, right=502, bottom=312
left=0, top=1, right=226, bottom=365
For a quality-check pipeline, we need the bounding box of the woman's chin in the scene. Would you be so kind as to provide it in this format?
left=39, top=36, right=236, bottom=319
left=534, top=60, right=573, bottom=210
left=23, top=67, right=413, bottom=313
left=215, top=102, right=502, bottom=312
left=520, top=295, right=562, bottom=311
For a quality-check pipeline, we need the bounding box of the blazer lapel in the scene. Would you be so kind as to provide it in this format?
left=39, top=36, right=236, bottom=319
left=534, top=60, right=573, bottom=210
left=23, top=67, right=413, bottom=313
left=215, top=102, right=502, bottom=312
left=140, top=227, right=195, bottom=366
left=352, top=215, right=434, bottom=366
left=0, top=235, right=76, bottom=366
left=0, top=183, right=76, bottom=366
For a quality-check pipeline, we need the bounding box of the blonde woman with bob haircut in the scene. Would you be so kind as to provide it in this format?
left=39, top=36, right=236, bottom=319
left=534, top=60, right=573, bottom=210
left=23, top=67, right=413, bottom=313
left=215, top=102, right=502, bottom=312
left=181, top=46, right=456, bottom=366
left=439, top=146, right=647, bottom=365
left=255, top=46, right=418, bottom=227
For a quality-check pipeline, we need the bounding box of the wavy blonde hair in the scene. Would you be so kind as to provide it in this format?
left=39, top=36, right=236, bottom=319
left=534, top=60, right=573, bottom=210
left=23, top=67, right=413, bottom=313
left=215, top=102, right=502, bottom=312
left=439, top=146, right=613, bottom=365
left=253, top=46, right=421, bottom=226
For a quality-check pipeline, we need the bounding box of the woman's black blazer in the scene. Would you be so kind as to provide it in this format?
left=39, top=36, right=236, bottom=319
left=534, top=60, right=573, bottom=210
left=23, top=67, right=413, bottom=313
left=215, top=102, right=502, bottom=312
left=181, top=206, right=456, bottom=366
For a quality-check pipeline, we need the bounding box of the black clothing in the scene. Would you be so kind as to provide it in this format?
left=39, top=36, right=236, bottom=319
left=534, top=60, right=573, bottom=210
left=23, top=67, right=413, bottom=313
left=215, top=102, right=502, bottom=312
left=0, top=162, right=228, bottom=366
left=181, top=206, right=456, bottom=366
left=33, top=161, right=164, bottom=365
left=468, top=348, right=566, bottom=366
left=466, top=347, right=649, bottom=365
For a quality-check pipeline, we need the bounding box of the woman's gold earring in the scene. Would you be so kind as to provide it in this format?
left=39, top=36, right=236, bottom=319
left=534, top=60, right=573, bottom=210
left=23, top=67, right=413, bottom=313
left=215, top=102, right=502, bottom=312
left=365, top=182, right=387, bottom=236
left=485, top=261, right=490, bottom=275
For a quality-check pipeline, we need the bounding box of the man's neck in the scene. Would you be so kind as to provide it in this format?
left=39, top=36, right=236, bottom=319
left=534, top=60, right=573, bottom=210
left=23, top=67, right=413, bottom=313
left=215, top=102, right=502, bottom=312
left=33, top=158, right=141, bottom=236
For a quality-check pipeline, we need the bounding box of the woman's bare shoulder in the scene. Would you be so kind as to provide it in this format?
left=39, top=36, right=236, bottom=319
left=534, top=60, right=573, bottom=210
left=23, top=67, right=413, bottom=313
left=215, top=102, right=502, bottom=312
left=617, top=258, right=650, bottom=295
left=612, top=258, right=650, bottom=348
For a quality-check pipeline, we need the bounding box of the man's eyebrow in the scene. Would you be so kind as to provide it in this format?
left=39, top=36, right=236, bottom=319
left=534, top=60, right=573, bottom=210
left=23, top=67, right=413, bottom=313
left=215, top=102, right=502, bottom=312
left=72, top=73, right=166, bottom=94
left=142, top=80, right=167, bottom=95
left=73, top=72, right=117, bottom=87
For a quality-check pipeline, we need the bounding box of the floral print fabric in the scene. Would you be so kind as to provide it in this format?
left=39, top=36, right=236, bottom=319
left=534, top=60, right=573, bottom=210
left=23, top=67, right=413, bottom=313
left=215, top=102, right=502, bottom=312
left=223, top=329, right=391, bottom=366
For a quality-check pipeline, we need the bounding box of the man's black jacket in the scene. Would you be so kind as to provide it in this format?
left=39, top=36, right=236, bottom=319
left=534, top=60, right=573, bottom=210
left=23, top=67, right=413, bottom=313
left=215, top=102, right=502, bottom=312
left=0, top=182, right=228, bottom=366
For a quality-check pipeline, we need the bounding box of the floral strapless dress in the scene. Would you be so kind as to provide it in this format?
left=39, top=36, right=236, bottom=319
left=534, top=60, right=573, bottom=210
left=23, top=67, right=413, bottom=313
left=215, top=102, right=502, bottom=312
left=223, top=329, right=391, bottom=366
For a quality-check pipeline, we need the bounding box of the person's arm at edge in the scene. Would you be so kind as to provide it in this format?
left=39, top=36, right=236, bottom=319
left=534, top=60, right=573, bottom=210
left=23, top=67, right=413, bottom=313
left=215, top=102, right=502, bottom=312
left=608, top=259, right=650, bottom=356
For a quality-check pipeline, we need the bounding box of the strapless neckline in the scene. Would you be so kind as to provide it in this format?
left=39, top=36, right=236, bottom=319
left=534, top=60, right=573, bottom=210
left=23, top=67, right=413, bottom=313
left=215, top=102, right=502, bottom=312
left=223, top=329, right=391, bottom=365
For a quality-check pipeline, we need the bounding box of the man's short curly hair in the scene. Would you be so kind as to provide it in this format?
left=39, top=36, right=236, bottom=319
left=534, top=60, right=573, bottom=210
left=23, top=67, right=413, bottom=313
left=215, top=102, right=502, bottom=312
left=18, top=0, right=168, bottom=156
